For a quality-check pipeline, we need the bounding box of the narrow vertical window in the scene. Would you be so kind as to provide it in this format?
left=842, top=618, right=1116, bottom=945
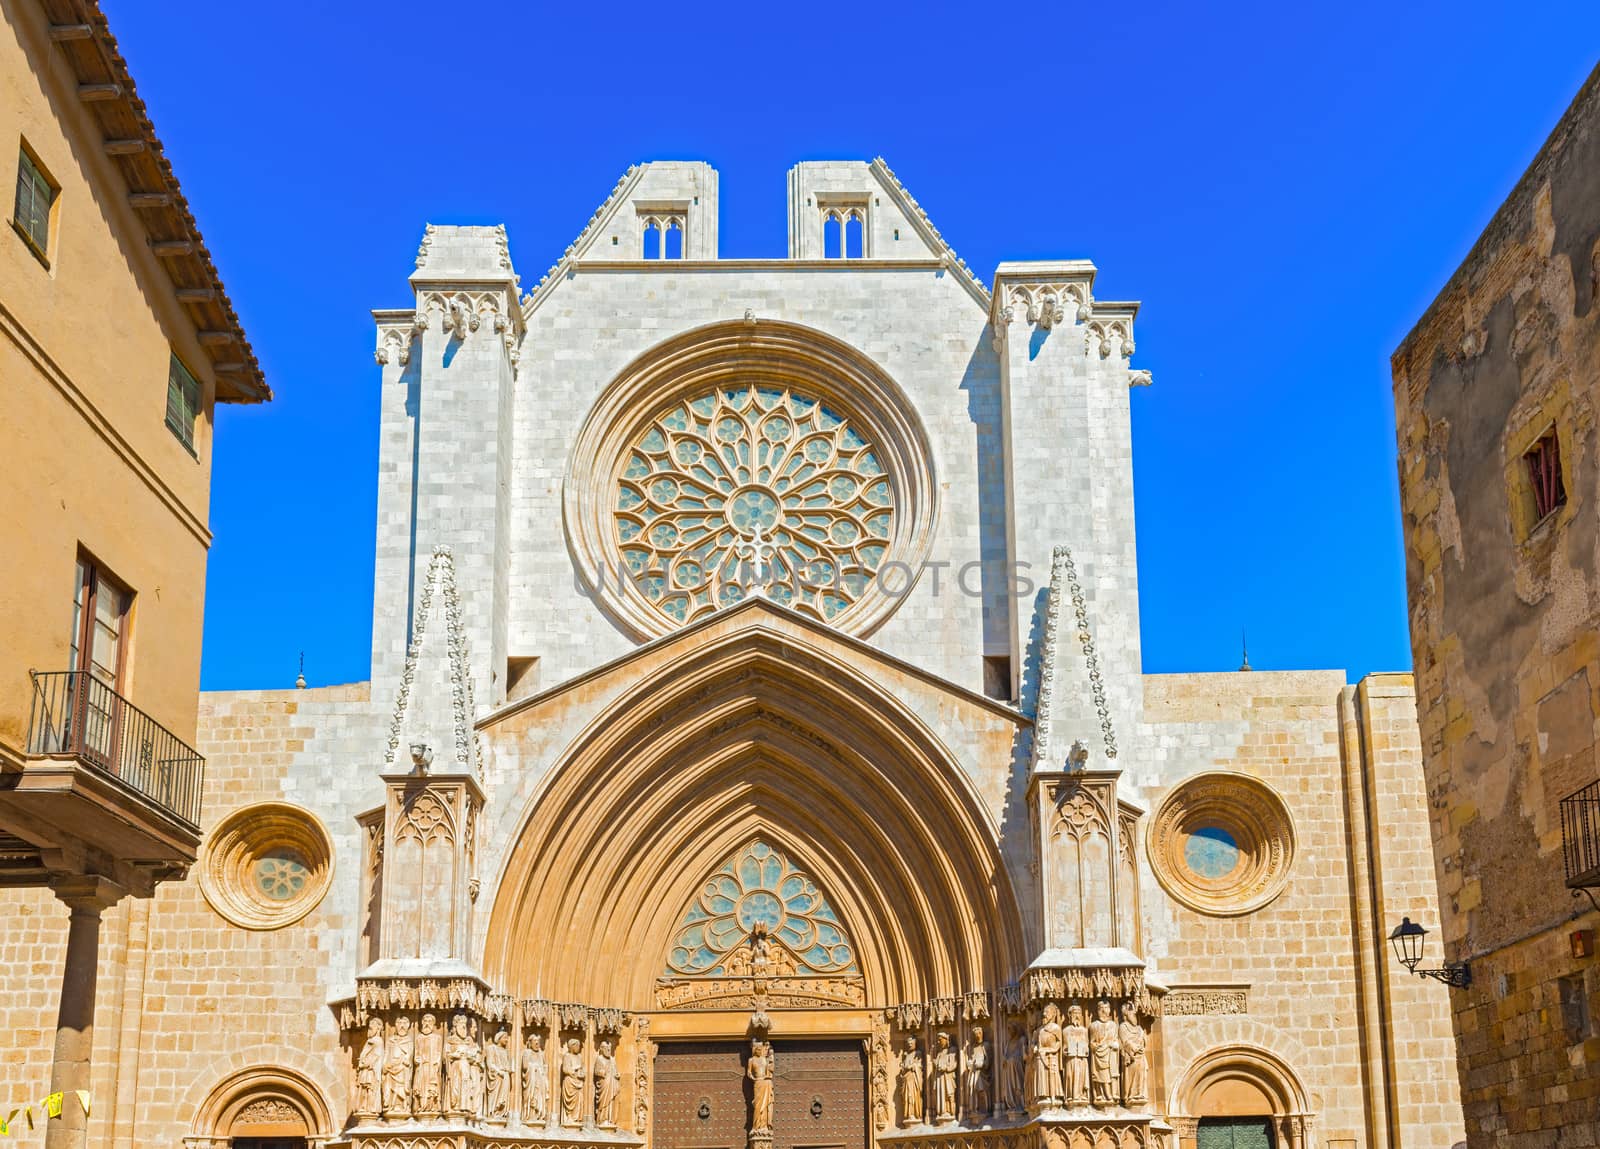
left=844, top=213, right=863, bottom=258
left=165, top=352, right=201, bottom=454
left=823, top=214, right=842, bottom=259
left=12, top=143, right=56, bottom=262
left=1525, top=432, right=1567, bottom=522
left=664, top=220, right=684, bottom=260
left=642, top=220, right=662, bottom=260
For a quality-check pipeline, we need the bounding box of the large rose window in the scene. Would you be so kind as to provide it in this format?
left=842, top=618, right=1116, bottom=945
left=615, top=385, right=895, bottom=626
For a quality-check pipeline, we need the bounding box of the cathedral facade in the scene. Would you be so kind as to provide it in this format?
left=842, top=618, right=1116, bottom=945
left=2, top=161, right=1463, bottom=1149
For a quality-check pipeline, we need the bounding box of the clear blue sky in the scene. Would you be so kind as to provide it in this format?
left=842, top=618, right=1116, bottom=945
left=99, top=2, right=1600, bottom=690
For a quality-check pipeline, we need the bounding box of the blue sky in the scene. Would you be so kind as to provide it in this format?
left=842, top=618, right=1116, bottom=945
left=100, top=2, right=1600, bottom=690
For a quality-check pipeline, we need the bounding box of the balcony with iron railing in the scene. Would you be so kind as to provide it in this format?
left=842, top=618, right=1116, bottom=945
left=26, top=670, right=204, bottom=827
left=0, top=671, right=205, bottom=884
left=1560, top=779, right=1600, bottom=912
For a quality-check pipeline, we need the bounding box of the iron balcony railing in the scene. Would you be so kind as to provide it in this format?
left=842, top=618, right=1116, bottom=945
left=1560, top=779, right=1600, bottom=892
left=26, top=670, right=203, bottom=829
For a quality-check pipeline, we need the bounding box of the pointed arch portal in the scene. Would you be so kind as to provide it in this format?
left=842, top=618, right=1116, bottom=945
left=482, top=620, right=1026, bottom=1014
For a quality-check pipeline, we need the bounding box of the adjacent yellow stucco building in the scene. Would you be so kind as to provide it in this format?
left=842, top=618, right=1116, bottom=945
left=0, top=1, right=267, bottom=1145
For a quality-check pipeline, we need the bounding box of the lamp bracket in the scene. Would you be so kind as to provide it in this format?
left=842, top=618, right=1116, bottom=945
left=1416, top=963, right=1471, bottom=989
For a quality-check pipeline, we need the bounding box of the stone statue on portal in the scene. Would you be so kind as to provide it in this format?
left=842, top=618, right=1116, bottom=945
left=355, top=1016, right=384, bottom=1117
left=594, top=1038, right=622, bottom=1129
left=1088, top=1000, right=1120, bottom=1108
left=521, top=1031, right=549, bottom=1124
left=414, top=1013, right=443, bottom=1116
left=383, top=1015, right=414, bottom=1117
left=560, top=1037, right=587, bottom=1127
left=898, top=1035, right=924, bottom=1125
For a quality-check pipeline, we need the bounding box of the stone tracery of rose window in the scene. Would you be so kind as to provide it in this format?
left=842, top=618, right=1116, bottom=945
left=615, top=385, right=895, bottom=626
left=665, top=840, right=858, bottom=977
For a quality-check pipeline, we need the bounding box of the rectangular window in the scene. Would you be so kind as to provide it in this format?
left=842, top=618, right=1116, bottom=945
left=165, top=352, right=201, bottom=454
left=69, top=556, right=131, bottom=689
left=1525, top=431, right=1567, bottom=522
left=12, top=143, right=56, bottom=261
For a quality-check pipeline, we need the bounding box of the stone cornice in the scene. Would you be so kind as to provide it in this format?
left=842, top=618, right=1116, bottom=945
left=989, top=263, right=1140, bottom=364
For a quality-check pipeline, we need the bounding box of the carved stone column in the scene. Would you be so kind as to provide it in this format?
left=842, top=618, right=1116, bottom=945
left=44, top=875, right=124, bottom=1149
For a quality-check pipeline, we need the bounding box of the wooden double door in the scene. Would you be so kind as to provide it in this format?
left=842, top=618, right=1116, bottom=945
left=654, top=1040, right=866, bottom=1149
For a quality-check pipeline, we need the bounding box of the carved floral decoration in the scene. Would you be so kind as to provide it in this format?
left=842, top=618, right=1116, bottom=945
left=616, top=386, right=895, bottom=627
left=665, top=841, right=857, bottom=977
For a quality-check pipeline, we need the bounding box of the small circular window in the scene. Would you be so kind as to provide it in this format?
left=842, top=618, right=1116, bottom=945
left=1183, top=826, right=1240, bottom=879
left=253, top=849, right=312, bottom=900
left=200, top=803, right=333, bottom=930
left=1149, top=774, right=1295, bottom=917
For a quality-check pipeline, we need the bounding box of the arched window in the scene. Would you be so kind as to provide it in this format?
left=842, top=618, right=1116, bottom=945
left=665, top=220, right=684, bottom=260
left=642, top=220, right=662, bottom=260
left=844, top=212, right=863, bottom=258
left=823, top=212, right=842, bottom=259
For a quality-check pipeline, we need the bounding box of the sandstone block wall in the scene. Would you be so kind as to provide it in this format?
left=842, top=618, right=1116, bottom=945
left=0, top=670, right=1464, bottom=1149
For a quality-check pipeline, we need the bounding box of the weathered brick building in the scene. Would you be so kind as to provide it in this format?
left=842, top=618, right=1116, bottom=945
left=1392, top=63, right=1600, bottom=1148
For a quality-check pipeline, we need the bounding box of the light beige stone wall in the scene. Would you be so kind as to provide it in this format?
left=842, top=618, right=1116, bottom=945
left=1139, top=671, right=1463, bottom=1148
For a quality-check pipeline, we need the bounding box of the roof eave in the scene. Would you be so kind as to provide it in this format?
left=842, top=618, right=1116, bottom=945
left=43, top=0, right=270, bottom=404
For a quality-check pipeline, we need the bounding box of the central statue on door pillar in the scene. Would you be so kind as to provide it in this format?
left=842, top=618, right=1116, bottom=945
left=748, top=1039, right=775, bottom=1148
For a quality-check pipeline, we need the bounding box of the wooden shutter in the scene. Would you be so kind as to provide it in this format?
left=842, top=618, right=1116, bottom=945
left=165, top=353, right=200, bottom=453
left=14, top=149, right=51, bottom=252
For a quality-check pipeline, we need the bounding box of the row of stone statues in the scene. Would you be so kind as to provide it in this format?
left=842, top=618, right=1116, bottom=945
left=887, top=1001, right=1147, bottom=1126
left=353, top=1015, right=624, bottom=1128
left=894, top=1028, right=992, bottom=1125
left=1025, top=1001, right=1147, bottom=1110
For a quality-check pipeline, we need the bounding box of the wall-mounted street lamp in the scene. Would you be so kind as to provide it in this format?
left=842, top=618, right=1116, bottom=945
left=1388, top=916, right=1471, bottom=987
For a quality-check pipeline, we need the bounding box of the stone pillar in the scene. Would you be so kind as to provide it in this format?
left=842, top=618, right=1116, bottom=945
left=992, top=262, right=1145, bottom=758
left=371, top=224, right=522, bottom=711
left=44, top=875, right=124, bottom=1149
